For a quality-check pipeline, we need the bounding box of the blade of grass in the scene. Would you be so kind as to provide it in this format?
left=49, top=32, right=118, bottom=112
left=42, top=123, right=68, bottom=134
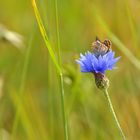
left=55, top=0, right=61, bottom=66
left=54, top=0, right=69, bottom=139
left=92, top=7, right=140, bottom=70
left=31, top=0, right=61, bottom=74
left=124, top=0, right=138, bottom=50
left=25, top=93, right=48, bottom=140
left=11, top=34, right=34, bottom=139
left=10, top=91, right=35, bottom=140
left=31, top=0, right=69, bottom=140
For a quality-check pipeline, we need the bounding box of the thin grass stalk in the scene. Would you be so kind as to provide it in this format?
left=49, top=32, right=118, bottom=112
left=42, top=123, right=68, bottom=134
left=48, top=58, right=55, bottom=140
left=124, top=0, right=138, bottom=50
left=103, top=89, right=126, bottom=140
left=31, top=0, right=69, bottom=140
left=59, top=74, right=69, bottom=140
left=54, top=0, right=69, bottom=139
left=31, top=0, right=61, bottom=73
left=11, top=36, right=33, bottom=139
left=10, top=92, right=35, bottom=140
left=54, top=0, right=61, bottom=65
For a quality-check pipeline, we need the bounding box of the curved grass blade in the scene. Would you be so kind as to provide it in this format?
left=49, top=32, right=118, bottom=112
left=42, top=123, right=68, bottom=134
left=31, top=0, right=61, bottom=74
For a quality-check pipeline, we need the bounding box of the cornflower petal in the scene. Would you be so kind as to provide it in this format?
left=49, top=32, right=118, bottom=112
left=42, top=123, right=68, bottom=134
left=76, top=50, right=120, bottom=74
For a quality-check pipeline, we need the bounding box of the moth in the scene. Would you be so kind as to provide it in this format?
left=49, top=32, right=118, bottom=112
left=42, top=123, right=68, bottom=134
left=92, top=37, right=112, bottom=56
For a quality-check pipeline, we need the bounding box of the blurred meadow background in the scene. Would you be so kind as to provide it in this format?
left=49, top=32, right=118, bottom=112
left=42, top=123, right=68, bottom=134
left=0, top=0, right=140, bottom=139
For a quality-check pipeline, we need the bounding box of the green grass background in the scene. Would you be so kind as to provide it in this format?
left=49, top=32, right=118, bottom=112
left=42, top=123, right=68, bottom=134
left=0, top=0, right=140, bottom=139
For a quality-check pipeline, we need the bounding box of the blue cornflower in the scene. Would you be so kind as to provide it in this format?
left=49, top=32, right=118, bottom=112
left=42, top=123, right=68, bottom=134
left=76, top=51, right=120, bottom=74
left=76, top=37, right=121, bottom=90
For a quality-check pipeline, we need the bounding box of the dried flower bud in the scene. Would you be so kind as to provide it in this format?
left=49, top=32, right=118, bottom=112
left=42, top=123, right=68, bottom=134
left=94, top=73, right=109, bottom=90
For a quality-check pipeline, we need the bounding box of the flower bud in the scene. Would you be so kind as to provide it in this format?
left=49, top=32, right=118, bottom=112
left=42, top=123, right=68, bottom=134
left=94, top=73, right=109, bottom=90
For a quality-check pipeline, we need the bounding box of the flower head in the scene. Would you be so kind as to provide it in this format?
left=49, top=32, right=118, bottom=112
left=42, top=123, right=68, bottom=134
left=76, top=50, right=120, bottom=74
left=76, top=37, right=120, bottom=90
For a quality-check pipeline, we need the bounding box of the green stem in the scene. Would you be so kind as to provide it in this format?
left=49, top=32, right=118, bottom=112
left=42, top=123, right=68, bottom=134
left=103, top=89, right=126, bottom=140
left=60, top=73, right=69, bottom=140
left=32, top=0, right=69, bottom=139
left=54, top=0, right=61, bottom=66
left=54, top=0, right=69, bottom=140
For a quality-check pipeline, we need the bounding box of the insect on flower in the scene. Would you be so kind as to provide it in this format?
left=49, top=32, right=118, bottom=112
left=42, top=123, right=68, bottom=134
left=92, top=37, right=112, bottom=57
left=76, top=37, right=120, bottom=90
